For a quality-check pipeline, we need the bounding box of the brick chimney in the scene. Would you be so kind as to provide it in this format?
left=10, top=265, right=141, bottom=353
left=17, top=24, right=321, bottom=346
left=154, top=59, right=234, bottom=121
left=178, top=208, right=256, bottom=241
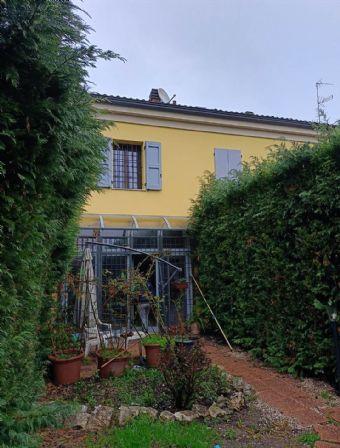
left=149, top=88, right=161, bottom=103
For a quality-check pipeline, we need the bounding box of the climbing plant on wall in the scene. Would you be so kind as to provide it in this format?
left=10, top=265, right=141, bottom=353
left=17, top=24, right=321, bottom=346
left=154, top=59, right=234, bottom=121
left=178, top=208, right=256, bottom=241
left=190, top=131, right=339, bottom=381
left=0, top=1, right=122, bottom=445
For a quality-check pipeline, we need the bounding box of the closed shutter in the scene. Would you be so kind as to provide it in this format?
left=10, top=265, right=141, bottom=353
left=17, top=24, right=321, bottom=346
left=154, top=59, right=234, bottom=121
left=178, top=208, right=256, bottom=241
left=98, top=139, right=113, bottom=188
left=214, top=148, right=242, bottom=179
left=145, top=141, right=162, bottom=190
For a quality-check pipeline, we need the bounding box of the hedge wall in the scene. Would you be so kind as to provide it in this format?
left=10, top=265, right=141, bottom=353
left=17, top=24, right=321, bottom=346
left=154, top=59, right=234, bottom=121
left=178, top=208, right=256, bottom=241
left=190, top=132, right=340, bottom=380
left=0, top=2, right=119, bottom=446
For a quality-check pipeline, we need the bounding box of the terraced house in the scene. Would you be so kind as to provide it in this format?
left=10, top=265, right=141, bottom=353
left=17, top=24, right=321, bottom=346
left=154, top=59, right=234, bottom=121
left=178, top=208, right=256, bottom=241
left=74, top=88, right=317, bottom=328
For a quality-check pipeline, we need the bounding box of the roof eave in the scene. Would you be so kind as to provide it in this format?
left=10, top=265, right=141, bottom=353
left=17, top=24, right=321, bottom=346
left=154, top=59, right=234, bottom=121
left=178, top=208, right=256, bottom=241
left=91, top=93, right=314, bottom=130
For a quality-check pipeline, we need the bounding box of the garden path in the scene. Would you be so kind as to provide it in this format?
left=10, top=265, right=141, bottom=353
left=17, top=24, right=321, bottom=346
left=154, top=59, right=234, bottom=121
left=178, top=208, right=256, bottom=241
left=203, top=339, right=340, bottom=447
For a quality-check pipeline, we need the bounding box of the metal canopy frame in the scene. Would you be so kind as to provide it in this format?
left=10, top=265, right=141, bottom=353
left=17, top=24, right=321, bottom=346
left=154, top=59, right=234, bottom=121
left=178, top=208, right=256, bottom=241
left=81, top=213, right=188, bottom=230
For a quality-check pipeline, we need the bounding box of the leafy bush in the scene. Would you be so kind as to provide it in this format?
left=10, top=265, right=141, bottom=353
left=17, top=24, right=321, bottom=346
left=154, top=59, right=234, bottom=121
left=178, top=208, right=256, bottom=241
left=159, top=343, right=210, bottom=409
left=86, top=415, right=218, bottom=448
left=190, top=132, right=340, bottom=380
left=195, top=366, right=231, bottom=405
left=142, top=334, right=172, bottom=348
left=297, top=431, right=320, bottom=446
left=0, top=1, right=120, bottom=445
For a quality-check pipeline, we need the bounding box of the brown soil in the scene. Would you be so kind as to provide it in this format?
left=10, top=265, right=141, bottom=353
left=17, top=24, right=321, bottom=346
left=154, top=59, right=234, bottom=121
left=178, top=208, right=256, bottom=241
left=40, top=428, right=88, bottom=448
left=213, top=400, right=305, bottom=448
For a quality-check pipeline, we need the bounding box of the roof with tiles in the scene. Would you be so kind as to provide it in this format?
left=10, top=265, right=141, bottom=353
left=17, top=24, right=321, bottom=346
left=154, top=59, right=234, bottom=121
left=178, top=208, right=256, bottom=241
left=91, top=92, right=314, bottom=130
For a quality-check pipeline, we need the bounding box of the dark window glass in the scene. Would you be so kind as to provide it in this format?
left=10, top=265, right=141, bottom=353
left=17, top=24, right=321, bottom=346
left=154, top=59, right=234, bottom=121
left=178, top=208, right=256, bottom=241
left=113, top=143, right=142, bottom=189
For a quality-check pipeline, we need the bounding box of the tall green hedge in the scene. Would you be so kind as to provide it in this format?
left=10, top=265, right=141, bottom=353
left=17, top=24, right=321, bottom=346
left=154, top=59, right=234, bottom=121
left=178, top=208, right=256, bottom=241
left=0, top=2, right=119, bottom=446
left=190, top=132, right=340, bottom=380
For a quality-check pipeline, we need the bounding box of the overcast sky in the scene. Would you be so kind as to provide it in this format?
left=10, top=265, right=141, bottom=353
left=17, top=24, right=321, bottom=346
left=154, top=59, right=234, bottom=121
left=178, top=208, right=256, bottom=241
left=76, top=0, right=340, bottom=123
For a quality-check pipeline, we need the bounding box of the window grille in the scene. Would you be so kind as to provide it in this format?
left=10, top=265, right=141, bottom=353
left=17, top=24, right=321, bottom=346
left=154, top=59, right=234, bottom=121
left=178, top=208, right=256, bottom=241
left=113, top=143, right=142, bottom=189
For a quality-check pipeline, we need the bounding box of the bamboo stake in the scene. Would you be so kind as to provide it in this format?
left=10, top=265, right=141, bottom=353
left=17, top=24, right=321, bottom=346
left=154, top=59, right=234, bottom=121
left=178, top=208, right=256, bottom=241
left=191, top=274, right=233, bottom=351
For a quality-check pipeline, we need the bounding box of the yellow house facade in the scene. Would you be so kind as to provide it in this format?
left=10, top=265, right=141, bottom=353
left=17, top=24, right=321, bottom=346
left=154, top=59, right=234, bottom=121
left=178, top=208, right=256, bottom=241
left=82, top=89, right=316, bottom=227
left=75, top=89, right=316, bottom=327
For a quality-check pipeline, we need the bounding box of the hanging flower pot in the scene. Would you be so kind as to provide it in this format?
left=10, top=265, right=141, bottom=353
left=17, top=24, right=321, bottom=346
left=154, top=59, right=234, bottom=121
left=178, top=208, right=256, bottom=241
left=172, top=279, right=188, bottom=291
left=48, top=349, right=84, bottom=385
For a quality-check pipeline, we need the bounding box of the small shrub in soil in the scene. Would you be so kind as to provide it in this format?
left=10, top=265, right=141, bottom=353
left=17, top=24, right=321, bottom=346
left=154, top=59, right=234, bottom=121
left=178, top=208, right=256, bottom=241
left=297, top=432, right=320, bottom=446
left=195, top=365, right=232, bottom=406
left=159, top=342, right=210, bottom=410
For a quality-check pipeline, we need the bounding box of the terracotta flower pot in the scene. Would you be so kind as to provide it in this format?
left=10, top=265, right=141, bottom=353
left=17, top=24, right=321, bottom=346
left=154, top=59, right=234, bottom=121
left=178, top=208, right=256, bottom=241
left=48, top=350, right=84, bottom=385
left=96, top=351, right=130, bottom=379
left=144, top=343, right=161, bottom=368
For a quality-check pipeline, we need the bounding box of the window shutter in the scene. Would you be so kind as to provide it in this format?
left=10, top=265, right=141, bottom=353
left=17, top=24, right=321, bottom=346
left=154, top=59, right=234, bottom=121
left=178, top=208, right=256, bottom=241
left=145, top=141, right=162, bottom=190
left=98, top=139, right=113, bottom=188
left=228, top=149, right=242, bottom=177
left=214, top=148, right=242, bottom=179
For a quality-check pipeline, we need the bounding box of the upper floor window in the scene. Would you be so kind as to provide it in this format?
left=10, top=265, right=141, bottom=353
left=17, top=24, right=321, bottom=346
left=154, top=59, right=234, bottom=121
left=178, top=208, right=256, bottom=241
left=98, top=140, right=162, bottom=191
left=113, top=143, right=142, bottom=189
left=214, top=148, right=242, bottom=180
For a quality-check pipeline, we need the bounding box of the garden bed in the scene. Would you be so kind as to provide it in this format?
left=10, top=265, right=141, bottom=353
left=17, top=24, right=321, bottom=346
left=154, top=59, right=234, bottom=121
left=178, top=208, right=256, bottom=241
left=40, top=401, right=310, bottom=448
left=40, top=359, right=314, bottom=448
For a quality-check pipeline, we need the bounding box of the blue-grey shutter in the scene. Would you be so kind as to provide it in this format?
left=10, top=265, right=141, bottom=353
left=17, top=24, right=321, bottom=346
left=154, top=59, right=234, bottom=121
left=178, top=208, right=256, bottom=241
left=98, top=139, right=113, bottom=188
left=214, top=148, right=242, bottom=179
left=145, top=141, right=162, bottom=190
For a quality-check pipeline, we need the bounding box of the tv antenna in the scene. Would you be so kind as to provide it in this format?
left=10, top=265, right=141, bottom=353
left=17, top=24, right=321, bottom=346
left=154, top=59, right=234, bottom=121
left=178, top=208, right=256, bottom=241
left=158, top=88, right=176, bottom=104
left=316, top=80, right=334, bottom=123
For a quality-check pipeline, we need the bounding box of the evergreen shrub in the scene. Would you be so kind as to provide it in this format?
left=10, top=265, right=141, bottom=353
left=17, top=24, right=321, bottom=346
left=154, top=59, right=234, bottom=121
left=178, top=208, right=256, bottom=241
left=0, top=1, right=120, bottom=445
left=190, top=132, right=340, bottom=379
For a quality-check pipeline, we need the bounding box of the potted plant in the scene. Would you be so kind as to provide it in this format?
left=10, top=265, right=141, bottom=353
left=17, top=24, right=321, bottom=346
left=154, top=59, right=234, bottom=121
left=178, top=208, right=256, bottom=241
left=48, top=323, right=84, bottom=385
left=96, top=336, right=131, bottom=379
left=142, top=334, right=171, bottom=368
left=188, top=303, right=207, bottom=338
left=172, top=277, right=188, bottom=292
left=174, top=338, right=195, bottom=349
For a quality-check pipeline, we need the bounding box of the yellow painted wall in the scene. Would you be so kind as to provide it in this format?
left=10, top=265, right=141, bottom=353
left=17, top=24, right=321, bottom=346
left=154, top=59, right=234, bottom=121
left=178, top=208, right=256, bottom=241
left=85, top=122, right=281, bottom=217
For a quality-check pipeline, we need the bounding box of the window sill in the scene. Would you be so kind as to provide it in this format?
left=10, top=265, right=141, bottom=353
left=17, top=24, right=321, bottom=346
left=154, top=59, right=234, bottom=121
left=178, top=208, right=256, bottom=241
left=99, top=187, right=161, bottom=192
left=111, top=187, right=144, bottom=191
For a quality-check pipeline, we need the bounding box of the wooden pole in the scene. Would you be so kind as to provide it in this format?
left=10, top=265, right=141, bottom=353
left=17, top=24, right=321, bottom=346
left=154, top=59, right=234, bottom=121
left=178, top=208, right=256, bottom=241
left=191, top=274, right=233, bottom=351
